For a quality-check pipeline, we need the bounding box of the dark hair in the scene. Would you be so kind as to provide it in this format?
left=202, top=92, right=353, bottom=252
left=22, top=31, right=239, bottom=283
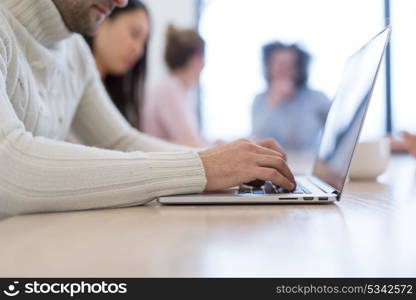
left=84, top=0, right=149, bottom=130
left=165, top=24, right=205, bottom=71
left=262, top=41, right=310, bottom=88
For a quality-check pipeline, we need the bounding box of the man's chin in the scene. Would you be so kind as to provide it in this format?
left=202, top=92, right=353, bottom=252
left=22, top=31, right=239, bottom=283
left=83, top=22, right=101, bottom=36
left=82, top=11, right=106, bottom=35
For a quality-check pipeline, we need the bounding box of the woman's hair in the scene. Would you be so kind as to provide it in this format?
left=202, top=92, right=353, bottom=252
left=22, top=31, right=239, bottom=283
left=84, top=0, right=149, bottom=130
left=165, top=24, right=205, bottom=71
left=262, top=41, right=310, bottom=88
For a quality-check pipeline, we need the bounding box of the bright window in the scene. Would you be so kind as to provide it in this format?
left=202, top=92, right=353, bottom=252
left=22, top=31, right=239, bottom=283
left=199, top=0, right=386, bottom=142
left=391, top=0, right=416, bottom=133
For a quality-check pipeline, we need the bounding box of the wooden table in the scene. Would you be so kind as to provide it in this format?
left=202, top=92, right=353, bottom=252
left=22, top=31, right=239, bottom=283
left=1, top=154, right=416, bottom=277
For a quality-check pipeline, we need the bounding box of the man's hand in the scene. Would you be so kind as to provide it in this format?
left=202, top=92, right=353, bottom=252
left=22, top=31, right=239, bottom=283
left=199, top=139, right=295, bottom=192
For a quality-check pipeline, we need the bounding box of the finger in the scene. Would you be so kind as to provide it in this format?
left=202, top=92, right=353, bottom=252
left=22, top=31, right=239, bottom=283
left=253, top=167, right=295, bottom=191
left=244, top=179, right=266, bottom=188
left=254, top=154, right=296, bottom=185
left=257, top=139, right=285, bottom=154
left=257, top=138, right=285, bottom=152
left=250, top=143, right=286, bottom=160
left=390, top=140, right=408, bottom=152
left=402, top=132, right=415, bottom=141
left=256, top=139, right=287, bottom=160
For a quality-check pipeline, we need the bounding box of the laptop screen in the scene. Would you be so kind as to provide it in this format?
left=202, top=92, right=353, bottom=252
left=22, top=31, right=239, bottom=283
left=312, top=27, right=391, bottom=192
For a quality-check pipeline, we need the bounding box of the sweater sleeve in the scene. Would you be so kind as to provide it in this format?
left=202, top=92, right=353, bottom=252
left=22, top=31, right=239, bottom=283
left=0, top=39, right=207, bottom=216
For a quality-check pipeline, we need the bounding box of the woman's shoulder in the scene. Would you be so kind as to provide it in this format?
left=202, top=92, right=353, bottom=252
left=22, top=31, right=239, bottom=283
left=252, top=92, right=267, bottom=107
left=300, top=87, right=331, bottom=104
left=148, top=74, right=184, bottom=103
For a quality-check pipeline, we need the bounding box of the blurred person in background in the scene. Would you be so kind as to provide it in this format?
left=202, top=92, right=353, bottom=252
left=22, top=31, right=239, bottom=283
left=251, top=41, right=331, bottom=153
left=391, top=132, right=416, bottom=157
left=85, top=0, right=149, bottom=130
left=143, top=25, right=214, bottom=148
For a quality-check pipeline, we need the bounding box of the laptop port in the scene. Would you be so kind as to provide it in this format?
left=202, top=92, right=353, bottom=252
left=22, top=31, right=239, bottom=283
left=318, top=197, right=329, bottom=200
left=303, top=197, right=314, bottom=200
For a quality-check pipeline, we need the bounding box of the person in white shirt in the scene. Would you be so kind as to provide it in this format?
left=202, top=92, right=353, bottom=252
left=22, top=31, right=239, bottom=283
left=0, top=0, right=295, bottom=216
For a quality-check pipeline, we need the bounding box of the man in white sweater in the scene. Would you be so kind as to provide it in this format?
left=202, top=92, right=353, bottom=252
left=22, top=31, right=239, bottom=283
left=0, top=0, right=295, bottom=215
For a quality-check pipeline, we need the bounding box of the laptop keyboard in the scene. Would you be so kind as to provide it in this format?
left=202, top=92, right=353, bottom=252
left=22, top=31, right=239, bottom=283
left=238, top=181, right=311, bottom=195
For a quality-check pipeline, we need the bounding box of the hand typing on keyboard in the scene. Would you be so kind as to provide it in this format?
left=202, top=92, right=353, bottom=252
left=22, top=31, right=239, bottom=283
left=244, top=179, right=265, bottom=188
left=238, top=181, right=308, bottom=195
left=199, top=138, right=296, bottom=192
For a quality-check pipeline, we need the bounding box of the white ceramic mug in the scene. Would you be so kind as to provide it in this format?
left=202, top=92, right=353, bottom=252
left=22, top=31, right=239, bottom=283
left=349, top=137, right=390, bottom=181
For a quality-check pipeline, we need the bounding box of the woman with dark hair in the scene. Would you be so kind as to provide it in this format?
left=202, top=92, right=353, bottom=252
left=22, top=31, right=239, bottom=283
left=84, top=0, right=149, bottom=129
left=143, top=25, right=213, bottom=148
left=252, top=41, right=331, bottom=152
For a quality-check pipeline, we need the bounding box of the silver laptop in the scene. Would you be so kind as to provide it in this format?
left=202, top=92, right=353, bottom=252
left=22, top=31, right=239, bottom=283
left=159, top=27, right=391, bottom=205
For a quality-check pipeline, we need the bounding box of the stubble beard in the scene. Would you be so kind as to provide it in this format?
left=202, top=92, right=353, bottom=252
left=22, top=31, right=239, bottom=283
left=53, top=0, right=99, bottom=36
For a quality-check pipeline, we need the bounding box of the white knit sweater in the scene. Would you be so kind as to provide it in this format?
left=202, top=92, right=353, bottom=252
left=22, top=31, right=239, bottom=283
left=0, top=0, right=207, bottom=215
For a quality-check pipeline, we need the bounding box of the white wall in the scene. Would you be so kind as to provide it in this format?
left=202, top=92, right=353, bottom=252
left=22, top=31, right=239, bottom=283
left=142, top=0, right=198, bottom=90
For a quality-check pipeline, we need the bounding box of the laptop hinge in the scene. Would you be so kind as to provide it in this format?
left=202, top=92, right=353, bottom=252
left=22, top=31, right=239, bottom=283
left=309, top=176, right=341, bottom=200
left=332, top=190, right=341, bottom=201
